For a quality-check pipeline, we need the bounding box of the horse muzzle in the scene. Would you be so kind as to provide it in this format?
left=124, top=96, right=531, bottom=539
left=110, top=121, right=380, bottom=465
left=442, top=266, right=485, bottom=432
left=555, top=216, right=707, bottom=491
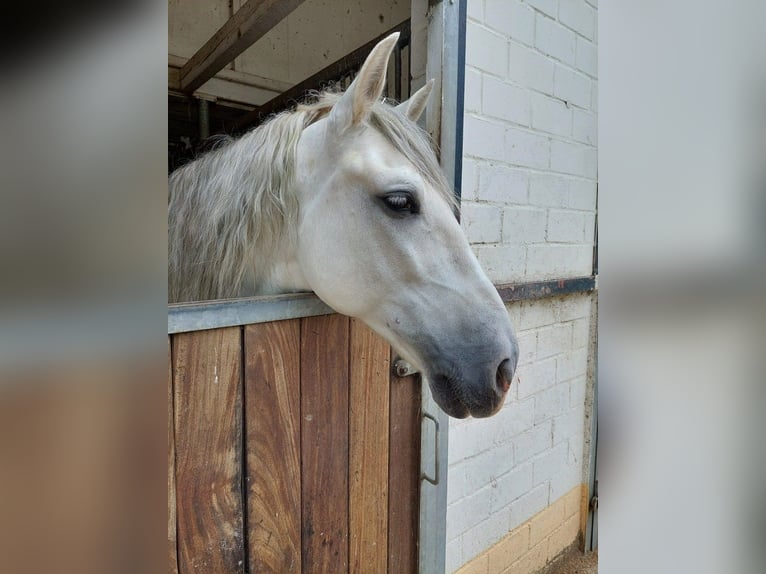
left=425, top=336, right=519, bottom=419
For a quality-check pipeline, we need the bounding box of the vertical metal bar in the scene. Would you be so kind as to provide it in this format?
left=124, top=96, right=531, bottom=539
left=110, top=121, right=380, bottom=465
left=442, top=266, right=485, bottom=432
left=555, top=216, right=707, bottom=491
left=198, top=98, right=210, bottom=141
left=585, top=292, right=599, bottom=551
left=419, top=1, right=465, bottom=572
left=453, top=0, right=467, bottom=202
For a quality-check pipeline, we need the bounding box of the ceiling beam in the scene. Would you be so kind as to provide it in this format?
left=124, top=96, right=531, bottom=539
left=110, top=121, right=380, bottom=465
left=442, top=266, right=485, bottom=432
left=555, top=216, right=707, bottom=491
left=232, top=20, right=411, bottom=132
left=179, top=0, right=306, bottom=94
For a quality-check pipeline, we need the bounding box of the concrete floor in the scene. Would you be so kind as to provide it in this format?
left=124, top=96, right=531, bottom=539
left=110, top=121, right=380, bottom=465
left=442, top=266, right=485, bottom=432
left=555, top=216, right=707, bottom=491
left=546, top=549, right=598, bottom=574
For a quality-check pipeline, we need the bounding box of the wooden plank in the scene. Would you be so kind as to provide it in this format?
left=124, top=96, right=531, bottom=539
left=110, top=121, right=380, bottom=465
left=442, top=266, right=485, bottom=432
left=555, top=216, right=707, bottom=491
left=244, top=320, right=302, bottom=573
left=232, top=20, right=411, bottom=131
left=300, top=314, right=350, bottom=573
left=179, top=0, right=307, bottom=94
left=349, top=320, right=391, bottom=574
left=388, top=352, right=421, bottom=574
left=168, top=337, right=179, bottom=574
left=173, top=327, right=244, bottom=574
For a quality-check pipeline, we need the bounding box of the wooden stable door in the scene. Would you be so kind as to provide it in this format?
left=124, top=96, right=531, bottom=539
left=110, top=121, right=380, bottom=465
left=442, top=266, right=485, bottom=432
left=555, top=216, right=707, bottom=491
left=168, top=315, right=421, bottom=573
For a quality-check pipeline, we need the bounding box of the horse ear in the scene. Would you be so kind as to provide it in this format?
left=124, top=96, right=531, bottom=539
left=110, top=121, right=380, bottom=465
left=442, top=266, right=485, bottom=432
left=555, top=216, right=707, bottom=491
left=395, top=79, right=435, bottom=122
left=329, top=32, right=399, bottom=131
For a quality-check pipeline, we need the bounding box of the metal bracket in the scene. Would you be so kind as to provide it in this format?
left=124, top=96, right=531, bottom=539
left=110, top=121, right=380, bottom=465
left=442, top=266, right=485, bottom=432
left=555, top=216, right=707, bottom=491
left=421, top=411, right=440, bottom=486
left=393, top=358, right=419, bottom=378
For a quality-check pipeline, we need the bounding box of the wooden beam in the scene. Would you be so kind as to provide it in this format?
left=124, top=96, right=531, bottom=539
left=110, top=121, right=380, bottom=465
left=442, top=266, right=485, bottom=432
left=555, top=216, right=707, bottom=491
left=232, top=20, right=411, bottom=132
left=179, top=0, right=306, bottom=94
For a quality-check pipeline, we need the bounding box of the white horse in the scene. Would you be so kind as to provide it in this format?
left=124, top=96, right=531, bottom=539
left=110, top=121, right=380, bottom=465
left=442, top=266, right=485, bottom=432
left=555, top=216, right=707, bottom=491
left=169, top=33, right=518, bottom=418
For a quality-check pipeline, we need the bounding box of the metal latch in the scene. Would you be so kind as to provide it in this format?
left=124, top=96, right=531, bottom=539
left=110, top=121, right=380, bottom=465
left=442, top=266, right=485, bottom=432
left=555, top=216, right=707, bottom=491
left=421, top=411, right=440, bottom=486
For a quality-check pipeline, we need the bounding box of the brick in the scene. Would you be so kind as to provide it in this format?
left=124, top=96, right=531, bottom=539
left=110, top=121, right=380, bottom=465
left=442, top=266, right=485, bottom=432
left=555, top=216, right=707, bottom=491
left=455, top=552, right=489, bottom=574
left=518, top=299, right=558, bottom=330
left=562, top=485, right=583, bottom=518
left=487, top=527, right=530, bottom=574
left=464, top=115, right=506, bottom=161
left=550, top=139, right=596, bottom=178
left=447, top=538, right=464, bottom=574
left=529, top=498, right=567, bottom=546
left=571, top=318, right=590, bottom=348
left=448, top=441, right=516, bottom=504
left=466, top=0, right=483, bottom=22
left=515, top=330, right=537, bottom=366
left=558, top=0, right=596, bottom=40
left=504, top=539, right=548, bottom=574
left=531, top=92, right=571, bottom=137
left=483, top=75, right=531, bottom=126
left=556, top=348, right=588, bottom=382
left=547, top=514, right=580, bottom=561
left=536, top=323, right=573, bottom=359
left=448, top=483, right=494, bottom=541
left=508, top=41, right=555, bottom=94
left=467, top=22, right=508, bottom=77
left=505, top=303, right=522, bottom=331
left=462, top=202, right=503, bottom=244
left=509, top=484, right=549, bottom=530
left=529, top=173, right=570, bottom=208
left=549, top=450, right=583, bottom=502
left=450, top=415, right=504, bottom=463
left=572, top=108, right=596, bottom=145
left=535, top=14, right=576, bottom=65
left=465, top=67, right=482, bottom=113
left=478, top=163, right=529, bottom=204
left=576, top=36, right=598, bottom=77
left=533, top=384, right=570, bottom=425
left=559, top=294, right=591, bottom=321
left=565, top=177, right=597, bottom=210
left=492, top=397, right=536, bottom=443
left=569, top=376, right=587, bottom=409
left=516, top=357, right=557, bottom=399
left=547, top=209, right=587, bottom=243
left=473, top=244, right=527, bottom=283
left=462, top=508, right=513, bottom=567
left=502, top=207, right=547, bottom=244
left=553, top=65, right=591, bottom=108
left=526, top=244, right=593, bottom=278
left=461, top=157, right=480, bottom=201
left=532, top=441, right=568, bottom=485
left=553, top=407, right=586, bottom=444
left=504, top=127, right=550, bottom=169
left=485, top=0, right=535, bottom=46
left=491, top=463, right=534, bottom=511
left=525, top=0, right=557, bottom=18
left=514, top=420, right=553, bottom=462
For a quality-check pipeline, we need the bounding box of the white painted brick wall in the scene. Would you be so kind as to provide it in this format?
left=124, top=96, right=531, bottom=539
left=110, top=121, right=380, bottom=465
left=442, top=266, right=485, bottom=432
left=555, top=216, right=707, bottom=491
left=461, top=1, right=598, bottom=288
left=449, top=2, right=598, bottom=568
left=447, top=296, right=593, bottom=572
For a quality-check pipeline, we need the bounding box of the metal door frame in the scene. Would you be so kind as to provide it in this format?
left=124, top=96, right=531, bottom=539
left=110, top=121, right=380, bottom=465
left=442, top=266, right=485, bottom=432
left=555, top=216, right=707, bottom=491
left=418, top=1, right=466, bottom=572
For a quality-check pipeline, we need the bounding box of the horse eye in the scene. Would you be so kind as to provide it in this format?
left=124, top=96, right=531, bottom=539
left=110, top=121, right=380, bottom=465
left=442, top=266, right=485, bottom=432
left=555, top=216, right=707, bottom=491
left=381, top=193, right=419, bottom=215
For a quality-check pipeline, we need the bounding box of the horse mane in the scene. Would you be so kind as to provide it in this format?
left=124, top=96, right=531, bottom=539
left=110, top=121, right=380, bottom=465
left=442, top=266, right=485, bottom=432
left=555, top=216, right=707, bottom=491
left=168, top=89, right=457, bottom=303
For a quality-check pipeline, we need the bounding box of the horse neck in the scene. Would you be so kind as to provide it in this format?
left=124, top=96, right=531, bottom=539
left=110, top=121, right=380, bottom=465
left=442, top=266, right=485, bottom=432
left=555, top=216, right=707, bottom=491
left=244, top=229, right=308, bottom=296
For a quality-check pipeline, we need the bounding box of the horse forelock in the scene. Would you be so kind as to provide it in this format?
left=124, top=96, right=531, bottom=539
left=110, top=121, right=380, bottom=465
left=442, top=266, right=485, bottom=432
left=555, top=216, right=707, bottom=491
left=168, top=87, right=456, bottom=302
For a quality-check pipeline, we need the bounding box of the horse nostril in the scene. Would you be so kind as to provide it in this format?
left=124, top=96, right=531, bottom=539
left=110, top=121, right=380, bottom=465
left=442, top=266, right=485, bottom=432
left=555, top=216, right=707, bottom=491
left=496, top=359, right=513, bottom=393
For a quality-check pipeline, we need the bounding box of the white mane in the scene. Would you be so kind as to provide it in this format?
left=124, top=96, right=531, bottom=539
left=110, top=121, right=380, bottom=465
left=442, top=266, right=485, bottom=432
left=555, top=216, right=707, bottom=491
left=168, top=91, right=456, bottom=303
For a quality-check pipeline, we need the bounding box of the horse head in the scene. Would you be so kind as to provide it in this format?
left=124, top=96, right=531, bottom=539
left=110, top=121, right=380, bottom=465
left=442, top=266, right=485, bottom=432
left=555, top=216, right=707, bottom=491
left=291, top=33, right=519, bottom=418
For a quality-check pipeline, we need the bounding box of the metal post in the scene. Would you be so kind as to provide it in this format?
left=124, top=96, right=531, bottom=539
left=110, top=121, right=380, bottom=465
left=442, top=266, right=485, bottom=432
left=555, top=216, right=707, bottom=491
left=198, top=98, right=210, bottom=141
left=419, top=1, right=466, bottom=572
